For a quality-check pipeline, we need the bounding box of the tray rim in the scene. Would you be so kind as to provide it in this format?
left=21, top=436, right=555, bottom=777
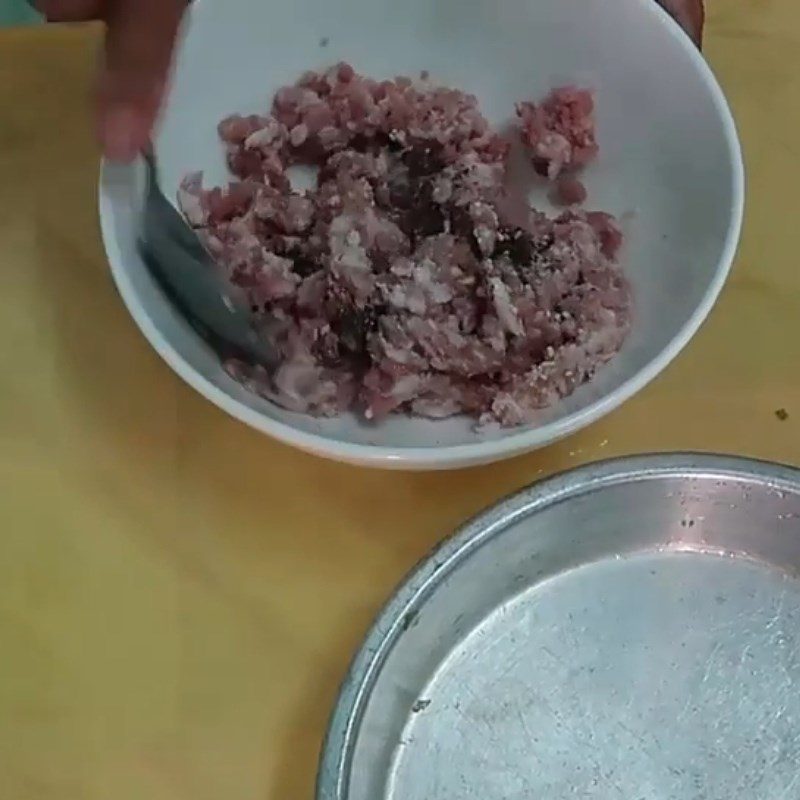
left=316, top=452, right=800, bottom=800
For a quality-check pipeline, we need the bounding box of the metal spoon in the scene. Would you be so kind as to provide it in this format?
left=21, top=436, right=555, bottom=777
left=137, top=150, right=277, bottom=367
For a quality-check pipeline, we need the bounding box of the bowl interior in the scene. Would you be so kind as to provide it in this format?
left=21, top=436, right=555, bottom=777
left=100, top=0, right=741, bottom=459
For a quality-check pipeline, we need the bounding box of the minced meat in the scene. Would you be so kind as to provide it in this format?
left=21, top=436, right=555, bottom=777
left=178, top=65, right=630, bottom=427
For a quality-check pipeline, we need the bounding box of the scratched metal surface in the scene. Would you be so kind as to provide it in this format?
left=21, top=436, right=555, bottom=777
left=390, top=554, right=800, bottom=798
left=317, top=455, right=800, bottom=800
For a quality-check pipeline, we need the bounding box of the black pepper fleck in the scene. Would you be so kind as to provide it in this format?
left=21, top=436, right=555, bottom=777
left=450, top=205, right=482, bottom=260
left=292, top=254, right=320, bottom=278
left=336, top=305, right=381, bottom=358
left=495, top=227, right=550, bottom=269
left=402, top=141, right=445, bottom=179
left=400, top=181, right=445, bottom=241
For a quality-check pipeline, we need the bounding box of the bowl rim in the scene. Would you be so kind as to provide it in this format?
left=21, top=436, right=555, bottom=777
left=314, top=452, right=800, bottom=799
left=98, top=0, right=745, bottom=469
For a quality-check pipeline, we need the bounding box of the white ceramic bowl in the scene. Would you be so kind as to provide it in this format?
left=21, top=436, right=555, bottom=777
left=100, top=0, right=744, bottom=470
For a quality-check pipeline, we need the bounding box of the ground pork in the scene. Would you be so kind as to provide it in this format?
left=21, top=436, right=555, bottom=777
left=516, top=86, right=598, bottom=180
left=178, top=64, right=631, bottom=427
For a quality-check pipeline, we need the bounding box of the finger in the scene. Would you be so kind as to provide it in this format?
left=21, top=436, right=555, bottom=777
left=98, top=0, right=186, bottom=161
left=657, top=0, right=705, bottom=47
left=32, top=0, right=104, bottom=21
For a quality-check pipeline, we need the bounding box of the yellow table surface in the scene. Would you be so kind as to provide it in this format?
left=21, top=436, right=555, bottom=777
left=1, top=5, right=799, bottom=798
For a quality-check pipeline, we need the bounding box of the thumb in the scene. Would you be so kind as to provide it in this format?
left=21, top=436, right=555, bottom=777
left=657, top=0, right=705, bottom=47
left=98, top=0, right=186, bottom=161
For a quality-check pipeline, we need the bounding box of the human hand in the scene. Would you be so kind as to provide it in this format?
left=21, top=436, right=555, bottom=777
left=657, top=0, right=705, bottom=47
left=34, top=0, right=186, bottom=162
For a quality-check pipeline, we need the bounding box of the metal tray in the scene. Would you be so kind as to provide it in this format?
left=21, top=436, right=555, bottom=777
left=318, top=454, right=800, bottom=800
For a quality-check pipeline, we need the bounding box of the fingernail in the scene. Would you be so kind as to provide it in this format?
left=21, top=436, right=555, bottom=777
left=102, top=106, right=141, bottom=162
